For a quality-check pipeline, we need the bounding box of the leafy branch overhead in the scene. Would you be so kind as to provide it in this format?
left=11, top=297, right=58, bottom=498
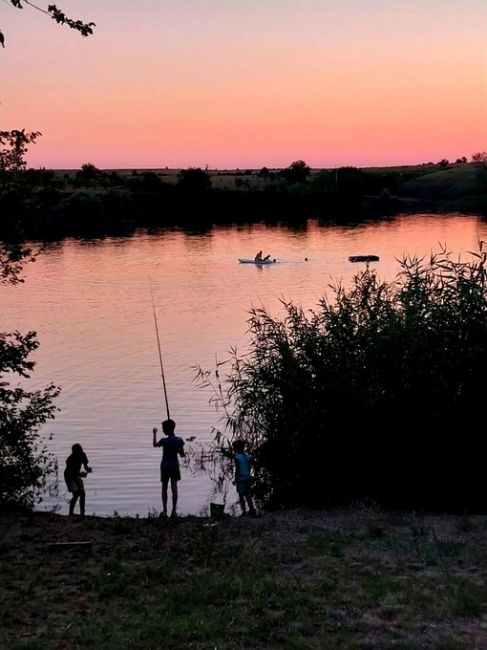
left=1, top=1, right=95, bottom=48
left=0, top=129, right=41, bottom=171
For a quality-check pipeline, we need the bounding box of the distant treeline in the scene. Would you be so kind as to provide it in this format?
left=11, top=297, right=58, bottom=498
left=1, top=160, right=487, bottom=241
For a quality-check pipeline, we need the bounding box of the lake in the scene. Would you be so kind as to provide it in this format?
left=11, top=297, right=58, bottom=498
left=2, top=213, right=486, bottom=516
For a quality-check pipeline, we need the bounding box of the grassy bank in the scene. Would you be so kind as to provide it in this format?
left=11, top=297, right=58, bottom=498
left=2, top=508, right=487, bottom=649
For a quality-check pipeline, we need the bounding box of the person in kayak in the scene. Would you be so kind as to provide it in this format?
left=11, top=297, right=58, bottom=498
left=255, top=250, right=263, bottom=261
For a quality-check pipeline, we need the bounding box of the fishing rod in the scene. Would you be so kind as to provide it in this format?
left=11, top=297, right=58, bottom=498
left=149, top=278, right=171, bottom=421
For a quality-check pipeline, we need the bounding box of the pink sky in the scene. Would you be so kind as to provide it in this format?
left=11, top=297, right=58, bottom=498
left=2, top=0, right=486, bottom=169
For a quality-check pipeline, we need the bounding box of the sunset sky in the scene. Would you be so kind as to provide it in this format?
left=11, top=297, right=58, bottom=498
left=2, top=0, right=486, bottom=169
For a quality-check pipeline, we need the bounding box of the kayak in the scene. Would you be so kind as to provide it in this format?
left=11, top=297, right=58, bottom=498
left=239, top=258, right=276, bottom=265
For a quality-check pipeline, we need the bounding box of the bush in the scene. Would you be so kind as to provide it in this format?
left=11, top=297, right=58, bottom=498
left=206, top=247, right=487, bottom=511
left=0, top=245, right=60, bottom=507
left=178, top=168, right=212, bottom=193
left=280, top=160, right=311, bottom=185
left=0, top=331, right=60, bottom=507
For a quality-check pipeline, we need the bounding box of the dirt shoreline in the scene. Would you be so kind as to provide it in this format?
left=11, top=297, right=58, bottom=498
left=2, top=507, right=487, bottom=649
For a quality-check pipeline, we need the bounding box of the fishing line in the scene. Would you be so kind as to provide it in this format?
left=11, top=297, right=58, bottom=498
left=149, top=278, right=171, bottom=421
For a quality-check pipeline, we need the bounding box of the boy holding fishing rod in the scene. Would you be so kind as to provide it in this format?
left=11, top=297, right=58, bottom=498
left=153, top=419, right=185, bottom=518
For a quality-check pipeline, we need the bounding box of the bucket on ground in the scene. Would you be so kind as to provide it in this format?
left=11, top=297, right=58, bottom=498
left=210, top=503, right=224, bottom=518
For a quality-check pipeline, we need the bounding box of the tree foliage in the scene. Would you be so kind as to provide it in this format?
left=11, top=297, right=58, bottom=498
left=335, top=166, right=365, bottom=195
left=0, top=243, right=36, bottom=283
left=75, top=162, right=101, bottom=187
left=0, top=129, right=41, bottom=172
left=0, top=244, right=60, bottom=507
left=202, top=247, right=487, bottom=512
left=0, top=0, right=77, bottom=508
left=472, top=152, right=487, bottom=167
left=0, top=331, right=60, bottom=506
left=1, top=1, right=95, bottom=48
left=280, top=160, right=311, bottom=185
left=178, top=167, right=212, bottom=193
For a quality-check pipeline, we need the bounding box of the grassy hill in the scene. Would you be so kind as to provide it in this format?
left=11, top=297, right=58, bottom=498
left=396, top=164, right=480, bottom=199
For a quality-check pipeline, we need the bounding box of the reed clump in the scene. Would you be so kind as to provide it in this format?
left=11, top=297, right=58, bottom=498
left=208, top=247, right=487, bottom=511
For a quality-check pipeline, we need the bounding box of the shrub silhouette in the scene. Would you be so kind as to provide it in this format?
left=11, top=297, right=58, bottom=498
left=178, top=168, right=212, bottom=193
left=207, top=248, right=487, bottom=512
left=281, top=160, right=311, bottom=185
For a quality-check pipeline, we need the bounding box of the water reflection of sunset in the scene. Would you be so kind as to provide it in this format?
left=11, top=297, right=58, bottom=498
left=2, top=214, right=485, bottom=514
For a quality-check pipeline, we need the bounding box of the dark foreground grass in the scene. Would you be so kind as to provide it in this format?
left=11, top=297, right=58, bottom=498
left=2, top=508, right=487, bottom=649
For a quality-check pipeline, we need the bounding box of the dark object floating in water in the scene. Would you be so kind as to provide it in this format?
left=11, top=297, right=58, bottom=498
left=348, top=255, right=380, bottom=263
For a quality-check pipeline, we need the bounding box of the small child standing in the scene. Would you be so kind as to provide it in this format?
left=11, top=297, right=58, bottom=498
left=232, top=439, right=256, bottom=516
left=64, top=443, right=92, bottom=516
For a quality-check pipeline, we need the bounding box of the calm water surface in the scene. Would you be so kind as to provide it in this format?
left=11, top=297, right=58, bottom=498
left=3, top=214, right=486, bottom=515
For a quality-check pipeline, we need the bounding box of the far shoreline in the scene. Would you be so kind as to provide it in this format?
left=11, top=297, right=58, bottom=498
left=2, top=160, right=486, bottom=241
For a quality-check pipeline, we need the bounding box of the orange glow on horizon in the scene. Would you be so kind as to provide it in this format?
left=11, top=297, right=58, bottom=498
left=2, top=0, right=485, bottom=169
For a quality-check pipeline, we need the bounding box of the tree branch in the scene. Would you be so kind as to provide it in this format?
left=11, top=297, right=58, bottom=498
left=1, top=1, right=95, bottom=48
